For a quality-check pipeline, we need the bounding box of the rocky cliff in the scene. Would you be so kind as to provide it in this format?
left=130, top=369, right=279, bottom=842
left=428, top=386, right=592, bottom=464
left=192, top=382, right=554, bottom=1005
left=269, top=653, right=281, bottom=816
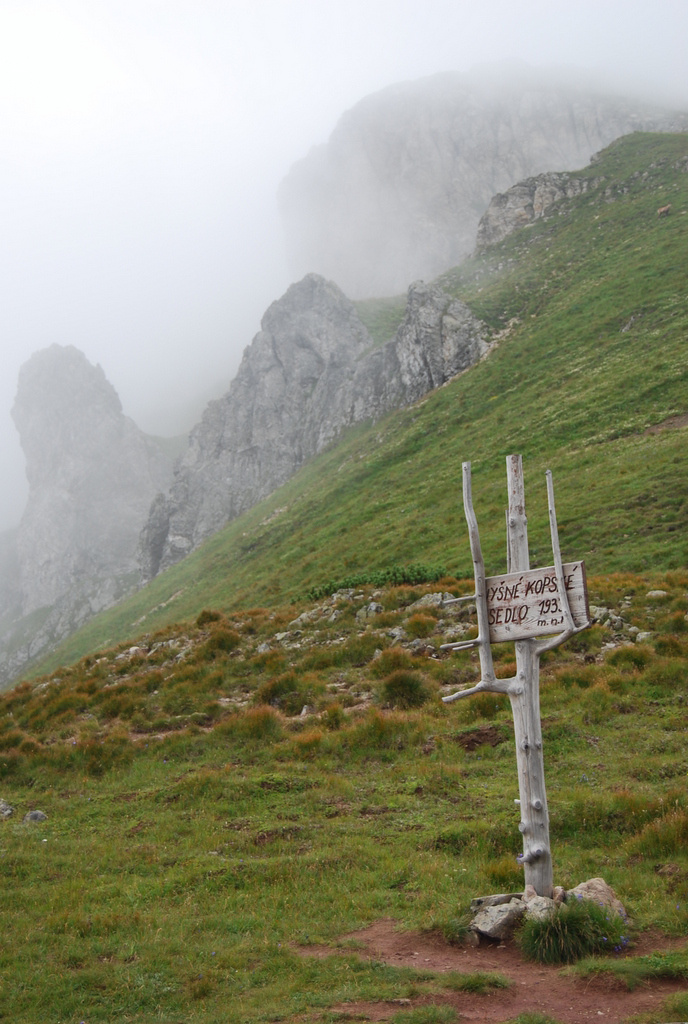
left=0, top=345, right=174, bottom=685
left=474, top=170, right=603, bottom=249
left=279, top=66, right=688, bottom=296
left=140, top=273, right=487, bottom=577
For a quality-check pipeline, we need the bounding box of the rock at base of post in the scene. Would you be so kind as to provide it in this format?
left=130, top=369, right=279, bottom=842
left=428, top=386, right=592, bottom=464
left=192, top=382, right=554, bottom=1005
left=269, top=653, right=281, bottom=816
left=467, top=877, right=625, bottom=943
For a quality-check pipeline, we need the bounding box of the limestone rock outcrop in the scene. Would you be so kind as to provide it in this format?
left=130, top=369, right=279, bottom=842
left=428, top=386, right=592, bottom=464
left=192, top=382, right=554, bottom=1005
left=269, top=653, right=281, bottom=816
left=279, top=65, right=688, bottom=297
left=0, top=345, right=174, bottom=686
left=475, top=171, right=601, bottom=249
left=140, top=274, right=487, bottom=577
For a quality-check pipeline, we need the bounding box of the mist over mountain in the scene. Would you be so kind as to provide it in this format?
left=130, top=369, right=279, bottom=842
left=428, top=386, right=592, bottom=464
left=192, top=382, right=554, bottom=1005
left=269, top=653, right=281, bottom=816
left=278, top=66, right=688, bottom=296
left=1, top=68, right=687, bottom=689
left=0, top=345, right=174, bottom=684
left=139, top=274, right=486, bottom=579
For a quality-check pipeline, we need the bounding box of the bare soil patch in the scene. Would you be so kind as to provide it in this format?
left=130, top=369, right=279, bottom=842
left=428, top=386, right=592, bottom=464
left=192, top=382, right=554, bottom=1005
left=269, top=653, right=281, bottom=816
left=295, top=918, right=688, bottom=1023
left=644, top=413, right=688, bottom=434
left=452, top=724, right=506, bottom=751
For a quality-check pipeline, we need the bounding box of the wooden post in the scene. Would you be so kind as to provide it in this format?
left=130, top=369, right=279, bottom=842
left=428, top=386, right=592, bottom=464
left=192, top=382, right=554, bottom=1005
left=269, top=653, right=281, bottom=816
left=506, top=455, right=553, bottom=897
left=442, top=455, right=589, bottom=897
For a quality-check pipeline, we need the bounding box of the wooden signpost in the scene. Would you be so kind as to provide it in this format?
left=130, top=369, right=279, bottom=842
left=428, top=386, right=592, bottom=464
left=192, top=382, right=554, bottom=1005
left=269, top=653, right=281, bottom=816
left=442, top=455, right=590, bottom=897
left=485, top=561, right=589, bottom=643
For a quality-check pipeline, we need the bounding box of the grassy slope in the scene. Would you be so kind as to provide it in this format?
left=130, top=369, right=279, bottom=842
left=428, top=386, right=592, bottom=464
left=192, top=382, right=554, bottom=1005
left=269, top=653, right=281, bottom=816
left=34, top=131, right=688, bottom=676
left=1, top=573, right=688, bottom=1023
left=0, top=132, right=687, bottom=1023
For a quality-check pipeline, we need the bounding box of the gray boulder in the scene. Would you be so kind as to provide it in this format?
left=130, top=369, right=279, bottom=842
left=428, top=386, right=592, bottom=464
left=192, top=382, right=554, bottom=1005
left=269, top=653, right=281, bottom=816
left=23, top=810, right=48, bottom=823
left=471, top=898, right=526, bottom=940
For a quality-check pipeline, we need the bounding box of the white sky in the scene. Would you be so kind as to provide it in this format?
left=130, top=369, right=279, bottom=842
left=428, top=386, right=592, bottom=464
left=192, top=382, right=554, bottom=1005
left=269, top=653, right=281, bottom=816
left=1, top=0, right=687, bottom=529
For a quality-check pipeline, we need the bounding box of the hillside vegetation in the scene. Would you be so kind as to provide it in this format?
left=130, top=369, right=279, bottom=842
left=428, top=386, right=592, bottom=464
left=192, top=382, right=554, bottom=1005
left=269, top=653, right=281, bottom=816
left=0, top=132, right=687, bottom=1023
left=32, top=131, right=688, bottom=676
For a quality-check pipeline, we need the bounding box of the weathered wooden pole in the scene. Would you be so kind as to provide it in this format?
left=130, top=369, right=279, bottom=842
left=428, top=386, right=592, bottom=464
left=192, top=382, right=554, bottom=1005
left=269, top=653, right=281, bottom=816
left=505, top=455, right=553, bottom=897
left=442, top=454, right=589, bottom=897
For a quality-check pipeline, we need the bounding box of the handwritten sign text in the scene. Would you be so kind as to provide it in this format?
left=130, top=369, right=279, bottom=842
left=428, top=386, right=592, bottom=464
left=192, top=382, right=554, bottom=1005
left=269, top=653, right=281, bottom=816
left=485, top=561, right=589, bottom=643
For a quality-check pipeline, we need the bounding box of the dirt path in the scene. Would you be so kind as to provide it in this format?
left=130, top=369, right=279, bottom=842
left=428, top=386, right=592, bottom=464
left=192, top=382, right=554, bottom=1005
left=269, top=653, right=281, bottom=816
left=295, top=918, right=688, bottom=1023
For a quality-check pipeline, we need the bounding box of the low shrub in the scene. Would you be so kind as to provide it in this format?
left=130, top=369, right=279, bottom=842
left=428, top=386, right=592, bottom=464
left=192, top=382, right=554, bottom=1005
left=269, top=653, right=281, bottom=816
left=256, top=671, right=308, bottom=715
left=626, top=809, right=688, bottom=858
left=322, top=703, right=345, bottom=730
left=518, top=898, right=628, bottom=964
left=380, top=670, right=429, bottom=709
left=305, top=563, right=447, bottom=601
left=196, top=609, right=222, bottom=627
left=370, top=647, right=414, bottom=678
left=337, top=633, right=384, bottom=667
left=232, top=706, right=283, bottom=741
left=346, top=710, right=421, bottom=754
left=404, top=614, right=438, bottom=639
left=606, top=645, right=652, bottom=670
left=202, top=627, right=241, bottom=658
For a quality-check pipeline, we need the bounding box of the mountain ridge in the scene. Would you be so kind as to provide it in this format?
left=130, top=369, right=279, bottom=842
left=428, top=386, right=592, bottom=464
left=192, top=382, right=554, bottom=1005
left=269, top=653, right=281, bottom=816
left=2, top=115, right=687, bottom=689
left=279, top=66, right=688, bottom=296
left=21, top=130, right=688, bottom=684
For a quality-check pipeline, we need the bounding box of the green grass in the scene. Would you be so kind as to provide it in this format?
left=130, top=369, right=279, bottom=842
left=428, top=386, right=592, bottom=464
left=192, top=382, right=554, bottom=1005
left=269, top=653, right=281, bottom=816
left=518, top=898, right=628, bottom=964
left=1, top=572, right=688, bottom=1020
left=569, top=947, right=688, bottom=990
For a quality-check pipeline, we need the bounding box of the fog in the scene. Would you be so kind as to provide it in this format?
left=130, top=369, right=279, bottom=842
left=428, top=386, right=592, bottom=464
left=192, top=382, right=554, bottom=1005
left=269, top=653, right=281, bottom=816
left=1, top=0, right=687, bottom=530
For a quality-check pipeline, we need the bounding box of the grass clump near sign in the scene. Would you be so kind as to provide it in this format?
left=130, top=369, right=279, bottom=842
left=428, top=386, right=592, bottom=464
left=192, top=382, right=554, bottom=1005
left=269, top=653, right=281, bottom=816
left=380, top=669, right=430, bottom=709
left=518, top=898, right=628, bottom=964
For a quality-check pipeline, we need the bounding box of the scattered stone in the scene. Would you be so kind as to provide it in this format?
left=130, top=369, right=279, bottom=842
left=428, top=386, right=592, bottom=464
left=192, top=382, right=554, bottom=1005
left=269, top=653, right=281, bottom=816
left=470, top=892, right=522, bottom=914
left=409, top=639, right=436, bottom=654
left=23, top=810, right=48, bottom=823
left=646, top=590, right=668, bottom=599
left=567, top=877, right=626, bottom=919
left=355, top=602, right=383, bottom=623
left=406, top=592, right=455, bottom=612
left=387, top=626, right=407, bottom=642
left=655, top=862, right=681, bottom=877
left=636, top=632, right=654, bottom=643
left=289, top=607, right=325, bottom=628
left=442, top=623, right=470, bottom=640
left=524, top=895, right=556, bottom=921
left=0, top=799, right=14, bottom=819
left=468, top=880, right=598, bottom=942
left=471, top=898, right=526, bottom=941
left=116, top=646, right=145, bottom=661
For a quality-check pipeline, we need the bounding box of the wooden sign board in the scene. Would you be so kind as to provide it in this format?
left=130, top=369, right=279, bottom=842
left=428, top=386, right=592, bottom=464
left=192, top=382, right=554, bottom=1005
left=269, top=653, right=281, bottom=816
left=485, top=561, right=589, bottom=643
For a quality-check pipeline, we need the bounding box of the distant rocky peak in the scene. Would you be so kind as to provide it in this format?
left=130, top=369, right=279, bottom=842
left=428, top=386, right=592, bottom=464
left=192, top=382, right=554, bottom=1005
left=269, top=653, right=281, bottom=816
left=9, top=343, right=174, bottom=621
left=279, top=68, right=688, bottom=297
left=11, top=344, right=123, bottom=484
left=13, top=343, right=121, bottom=423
